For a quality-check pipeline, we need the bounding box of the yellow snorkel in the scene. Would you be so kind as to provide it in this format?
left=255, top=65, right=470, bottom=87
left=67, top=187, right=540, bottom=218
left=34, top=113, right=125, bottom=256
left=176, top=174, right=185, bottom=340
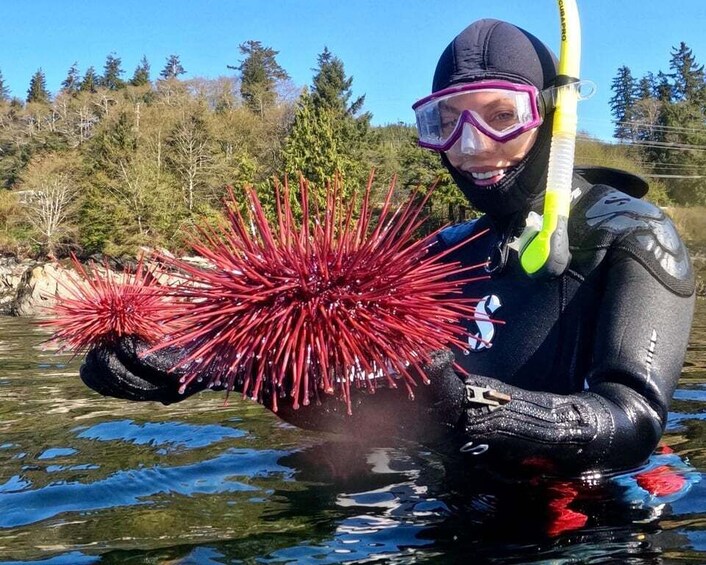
left=519, top=0, right=581, bottom=278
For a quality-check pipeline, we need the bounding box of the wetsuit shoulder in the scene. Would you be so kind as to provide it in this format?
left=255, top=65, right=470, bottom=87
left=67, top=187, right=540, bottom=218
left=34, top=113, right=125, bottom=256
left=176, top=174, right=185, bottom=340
left=572, top=184, right=694, bottom=295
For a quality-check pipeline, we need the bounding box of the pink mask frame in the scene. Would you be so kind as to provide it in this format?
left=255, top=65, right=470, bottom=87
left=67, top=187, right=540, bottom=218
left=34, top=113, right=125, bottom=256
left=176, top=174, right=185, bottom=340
left=412, top=81, right=543, bottom=152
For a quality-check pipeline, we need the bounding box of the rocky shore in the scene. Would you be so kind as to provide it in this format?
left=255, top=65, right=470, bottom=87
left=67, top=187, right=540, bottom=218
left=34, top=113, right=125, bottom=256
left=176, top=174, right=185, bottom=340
left=0, top=257, right=81, bottom=317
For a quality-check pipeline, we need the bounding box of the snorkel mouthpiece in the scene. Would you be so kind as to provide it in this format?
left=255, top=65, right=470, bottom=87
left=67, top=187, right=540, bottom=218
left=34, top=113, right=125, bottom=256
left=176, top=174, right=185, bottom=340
left=520, top=0, right=581, bottom=278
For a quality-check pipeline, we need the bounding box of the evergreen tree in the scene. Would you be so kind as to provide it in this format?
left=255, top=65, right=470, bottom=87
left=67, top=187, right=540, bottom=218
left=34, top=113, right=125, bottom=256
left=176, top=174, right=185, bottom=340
left=311, top=47, right=365, bottom=116
left=655, top=71, right=673, bottom=103
left=159, top=54, right=186, bottom=80
left=101, top=53, right=125, bottom=90
left=284, top=49, right=372, bottom=191
left=609, top=65, right=638, bottom=139
left=637, top=72, right=657, bottom=99
left=657, top=99, right=706, bottom=204
left=80, top=66, right=99, bottom=93
left=80, top=108, right=143, bottom=251
left=646, top=43, right=706, bottom=204
left=61, top=62, right=81, bottom=95
left=284, top=90, right=344, bottom=187
left=131, top=56, right=151, bottom=86
left=26, top=69, right=50, bottom=104
left=229, top=40, right=289, bottom=115
left=669, top=42, right=706, bottom=102
left=0, top=69, right=9, bottom=102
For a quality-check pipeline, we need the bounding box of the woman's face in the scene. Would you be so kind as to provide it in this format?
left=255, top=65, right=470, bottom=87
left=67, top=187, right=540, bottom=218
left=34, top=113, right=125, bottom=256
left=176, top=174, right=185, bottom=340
left=442, top=89, right=539, bottom=187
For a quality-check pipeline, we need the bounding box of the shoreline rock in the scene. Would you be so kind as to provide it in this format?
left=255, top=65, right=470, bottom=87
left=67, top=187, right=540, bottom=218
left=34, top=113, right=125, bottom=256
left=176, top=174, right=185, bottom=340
left=10, top=262, right=70, bottom=317
left=0, top=257, right=41, bottom=315
left=1, top=258, right=85, bottom=317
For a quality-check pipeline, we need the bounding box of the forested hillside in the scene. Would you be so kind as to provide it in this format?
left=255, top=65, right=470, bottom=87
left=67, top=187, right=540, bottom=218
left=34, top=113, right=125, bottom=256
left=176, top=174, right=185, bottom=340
left=0, top=40, right=692, bottom=259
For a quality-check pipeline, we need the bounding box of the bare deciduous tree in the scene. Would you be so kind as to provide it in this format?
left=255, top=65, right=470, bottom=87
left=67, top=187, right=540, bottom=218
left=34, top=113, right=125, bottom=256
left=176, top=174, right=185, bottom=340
left=168, top=111, right=213, bottom=212
left=19, top=155, right=80, bottom=257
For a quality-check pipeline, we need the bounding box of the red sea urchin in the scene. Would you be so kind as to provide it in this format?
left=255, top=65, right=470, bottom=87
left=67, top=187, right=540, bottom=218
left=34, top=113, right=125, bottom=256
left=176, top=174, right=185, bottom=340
left=42, top=256, right=167, bottom=353
left=153, top=174, right=491, bottom=414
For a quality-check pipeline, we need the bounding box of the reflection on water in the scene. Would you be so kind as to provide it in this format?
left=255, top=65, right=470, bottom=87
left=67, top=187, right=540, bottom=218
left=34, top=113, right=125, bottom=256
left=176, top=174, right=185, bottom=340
left=1, top=302, right=706, bottom=564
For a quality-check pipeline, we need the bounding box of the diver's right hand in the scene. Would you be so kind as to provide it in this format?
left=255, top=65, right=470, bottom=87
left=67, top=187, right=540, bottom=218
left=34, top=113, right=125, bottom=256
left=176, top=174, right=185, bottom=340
left=80, top=336, right=208, bottom=405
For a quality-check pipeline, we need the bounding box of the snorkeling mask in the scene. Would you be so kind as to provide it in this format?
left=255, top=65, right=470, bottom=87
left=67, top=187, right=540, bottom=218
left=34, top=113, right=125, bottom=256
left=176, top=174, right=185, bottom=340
left=413, top=80, right=549, bottom=154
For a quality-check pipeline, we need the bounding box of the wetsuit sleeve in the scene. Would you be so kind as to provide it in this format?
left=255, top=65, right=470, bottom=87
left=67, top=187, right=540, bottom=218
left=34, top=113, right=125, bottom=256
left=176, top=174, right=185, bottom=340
left=455, top=246, right=695, bottom=476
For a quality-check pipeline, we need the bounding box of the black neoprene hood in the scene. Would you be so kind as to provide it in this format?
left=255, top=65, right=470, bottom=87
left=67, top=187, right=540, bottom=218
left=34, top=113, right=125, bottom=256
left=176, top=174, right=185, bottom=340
left=432, top=19, right=559, bottom=219
left=432, top=19, right=558, bottom=92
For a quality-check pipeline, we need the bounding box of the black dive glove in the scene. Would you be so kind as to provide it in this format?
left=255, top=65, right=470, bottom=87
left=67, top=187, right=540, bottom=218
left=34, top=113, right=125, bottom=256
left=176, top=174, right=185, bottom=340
left=80, top=337, right=209, bottom=405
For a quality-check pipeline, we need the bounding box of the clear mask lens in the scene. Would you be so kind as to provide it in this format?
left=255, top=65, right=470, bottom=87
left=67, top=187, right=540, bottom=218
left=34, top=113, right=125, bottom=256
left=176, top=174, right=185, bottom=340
left=460, top=122, right=493, bottom=155
left=413, top=81, right=543, bottom=151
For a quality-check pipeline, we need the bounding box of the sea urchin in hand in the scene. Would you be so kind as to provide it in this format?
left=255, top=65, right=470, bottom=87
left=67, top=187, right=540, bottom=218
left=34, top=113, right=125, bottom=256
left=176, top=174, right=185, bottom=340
left=152, top=174, right=491, bottom=414
left=42, top=256, right=168, bottom=353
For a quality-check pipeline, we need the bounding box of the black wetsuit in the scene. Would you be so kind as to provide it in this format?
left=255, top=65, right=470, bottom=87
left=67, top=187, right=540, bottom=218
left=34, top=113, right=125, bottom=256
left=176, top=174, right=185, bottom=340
left=423, top=173, right=695, bottom=476
left=271, top=172, right=696, bottom=477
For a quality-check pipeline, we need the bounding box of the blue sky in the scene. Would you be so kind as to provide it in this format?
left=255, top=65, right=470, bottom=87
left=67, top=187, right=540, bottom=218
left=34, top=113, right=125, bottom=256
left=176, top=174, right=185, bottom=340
left=3, top=0, right=706, bottom=142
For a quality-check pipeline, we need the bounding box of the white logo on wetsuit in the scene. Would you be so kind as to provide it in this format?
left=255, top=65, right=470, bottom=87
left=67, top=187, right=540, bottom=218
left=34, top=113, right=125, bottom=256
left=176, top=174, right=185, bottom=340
left=465, top=294, right=501, bottom=352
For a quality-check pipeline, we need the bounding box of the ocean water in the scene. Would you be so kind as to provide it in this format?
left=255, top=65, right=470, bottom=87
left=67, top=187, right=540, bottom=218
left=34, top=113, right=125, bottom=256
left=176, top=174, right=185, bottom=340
left=1, top=301, right=706, bottom=564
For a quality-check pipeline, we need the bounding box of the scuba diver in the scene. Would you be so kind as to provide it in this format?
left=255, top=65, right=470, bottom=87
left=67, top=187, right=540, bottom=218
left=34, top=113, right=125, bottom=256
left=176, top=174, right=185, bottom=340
left=80, top=19, right=695, bottom=480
